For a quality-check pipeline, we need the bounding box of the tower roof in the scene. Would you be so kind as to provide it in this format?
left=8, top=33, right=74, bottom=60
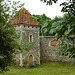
left=10, top=7, right=39, bottom=26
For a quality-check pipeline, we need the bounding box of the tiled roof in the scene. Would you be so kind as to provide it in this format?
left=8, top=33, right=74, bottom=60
left=10, top=7, right=40, bottom=26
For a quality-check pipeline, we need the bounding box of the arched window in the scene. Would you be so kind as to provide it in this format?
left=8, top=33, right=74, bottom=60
left=29, top=34, right=33, bottom=42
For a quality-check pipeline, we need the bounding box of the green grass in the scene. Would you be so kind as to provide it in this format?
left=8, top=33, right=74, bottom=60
left=0, top=62, right=75, bottom=75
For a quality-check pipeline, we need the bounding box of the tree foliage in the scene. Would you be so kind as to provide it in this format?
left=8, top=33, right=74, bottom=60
left=41, top=0, right=75, bottom=64
left=33, top=14, right=52, bottom=36
left=0, top=0, right=24, bottom=71
left=50, top=14, right=75, bottom=62
left=33, top=14, right=63, bottom=36
left=33, top=14, right=51, bottom=25
left=41, top=0, right=58, bottom=5
left=41, top=0, right=75, bottom=16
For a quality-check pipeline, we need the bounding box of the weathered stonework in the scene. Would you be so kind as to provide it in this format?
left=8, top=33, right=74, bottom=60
left=40, top=36, right=71, bottom=63
left=15, top=24, right=40, bottom=67
left=11, top=8, right=71, bottom=67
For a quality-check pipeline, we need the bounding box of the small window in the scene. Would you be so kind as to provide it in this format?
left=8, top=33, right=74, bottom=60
left=29, top=35, right=33, bottom=42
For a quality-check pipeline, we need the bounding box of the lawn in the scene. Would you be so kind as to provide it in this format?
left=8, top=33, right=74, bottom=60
left=0, top=62, right=75, bottom=75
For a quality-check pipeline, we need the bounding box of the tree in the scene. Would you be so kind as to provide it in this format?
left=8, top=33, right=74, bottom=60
left=50, top=14, right=75, bottom=64
left=41, top=16, right=63, bottom=36
left=41, top=0, right=75, bottom=16
left=41, top=0, right=58, bottom=5
left=31, top=14, right=63, bottom=36
left=33, top=14, right=51, bottom=36
left=41, top=0, right=75, bottom=64
left=33, top=14, right=51, bottom=25
left=0, top=0, right=24, bottom=71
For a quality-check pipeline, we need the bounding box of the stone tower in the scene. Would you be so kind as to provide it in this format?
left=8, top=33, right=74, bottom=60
left=10, top=7, right=40, bottom=67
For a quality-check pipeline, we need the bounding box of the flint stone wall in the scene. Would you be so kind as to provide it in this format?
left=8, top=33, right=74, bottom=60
left=14, top=24, right=40, bottom=67
left=14, top=24, right=71, bottom=67
left=40, top=36, right=71, bottom=63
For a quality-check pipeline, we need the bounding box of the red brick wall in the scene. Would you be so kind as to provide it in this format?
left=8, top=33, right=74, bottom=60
left=51, top=41, right=60, bottom=46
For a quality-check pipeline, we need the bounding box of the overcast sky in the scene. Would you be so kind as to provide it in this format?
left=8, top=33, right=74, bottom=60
left=14, top=0, right=65, bottom=19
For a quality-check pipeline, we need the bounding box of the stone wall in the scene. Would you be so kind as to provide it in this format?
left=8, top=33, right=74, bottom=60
left=40, top=36, right=71, bottom=63
left=14, top=24, right=71, bottom=66
left=14, top=24, right=40, bottom=67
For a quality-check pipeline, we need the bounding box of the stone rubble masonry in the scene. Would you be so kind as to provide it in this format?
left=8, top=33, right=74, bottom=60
left=14, top=25, right=71, bottom=67
left=11, top=8, right=72, bottom=67
left=14, top=24, right=40, bottom=67
left=40, top=36, right=71, bottom=63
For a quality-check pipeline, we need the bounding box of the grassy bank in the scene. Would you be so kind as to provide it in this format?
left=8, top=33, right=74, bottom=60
left=0, top=62, right=75, bottom=75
